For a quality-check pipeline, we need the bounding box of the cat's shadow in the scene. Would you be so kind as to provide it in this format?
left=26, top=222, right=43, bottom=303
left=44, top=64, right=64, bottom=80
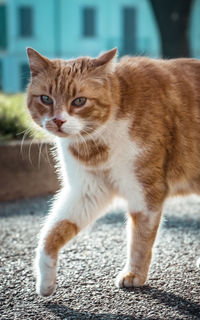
left=43, top=285, right=200, bottom=319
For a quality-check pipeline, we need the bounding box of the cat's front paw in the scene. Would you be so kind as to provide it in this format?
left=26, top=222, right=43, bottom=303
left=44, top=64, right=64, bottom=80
left=35, top=251, right=57, bottom=297
left=35, top=261, right=56, bottom=297
left=116, top=271, right=147, bottom=288
left=36, top=276, right=56, bottom=297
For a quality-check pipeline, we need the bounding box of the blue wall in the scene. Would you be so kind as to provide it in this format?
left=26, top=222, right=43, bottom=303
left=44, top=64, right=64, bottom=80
left=0, top=0, right=200, bottom=93
left=189, top=0, right=200, bottom=59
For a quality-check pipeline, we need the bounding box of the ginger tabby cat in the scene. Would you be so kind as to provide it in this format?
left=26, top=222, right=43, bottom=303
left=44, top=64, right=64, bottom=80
left=27, top=47, right=200, bottom=296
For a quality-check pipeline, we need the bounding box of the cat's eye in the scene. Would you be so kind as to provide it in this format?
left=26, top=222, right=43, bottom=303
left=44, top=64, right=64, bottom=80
left=40, top=95, right=53, bottom=105
left=72, top=97, right=87, bottom=107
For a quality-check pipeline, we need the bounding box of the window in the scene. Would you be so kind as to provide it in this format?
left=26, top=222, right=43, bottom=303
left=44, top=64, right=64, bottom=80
left=82, top=7, right=96, bottom=37
left=0, top=59, right=2, bottom=90
left=19, top=6, right=33, bottom=37
left=122, top=7, right=137, bottom=55
left=0, top=4, right=7, bottom=50
left=20, top=64, right=30, bottom=91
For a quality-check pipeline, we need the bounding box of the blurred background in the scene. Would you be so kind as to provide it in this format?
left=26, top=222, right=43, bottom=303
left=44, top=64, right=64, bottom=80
left=0, top=0, right=200, bottom=200
left=0, top=0, right=200, bottom=94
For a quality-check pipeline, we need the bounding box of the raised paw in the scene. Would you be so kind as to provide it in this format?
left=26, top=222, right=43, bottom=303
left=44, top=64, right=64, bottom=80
left=36, top=277, right=56, bottom=297
left=35, top=262, right=57, bottom=297
left=116, top=271, right=146, bottom=288
left=35, top=251, right=57, bottom=297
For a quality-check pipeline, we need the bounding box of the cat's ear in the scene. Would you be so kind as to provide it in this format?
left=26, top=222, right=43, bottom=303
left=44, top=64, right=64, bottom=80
left=92, top=48, right=117, bottom=72
left=26, top=48, right=50, bottom=77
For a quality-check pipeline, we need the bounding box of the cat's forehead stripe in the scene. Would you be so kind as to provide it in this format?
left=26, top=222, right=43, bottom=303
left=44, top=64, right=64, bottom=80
left=60, top=68, right=68, bottom=94
left=45, top=57, right=93, bottom=97
left=49, top=63, right=81, bottom=97
left=49, top=84, right=53, bottom=95
left=54, top=68, right=61, bottom=93
left=67, top=67, right=71, bottom=75
left=80, top=60, right=85, bottom=74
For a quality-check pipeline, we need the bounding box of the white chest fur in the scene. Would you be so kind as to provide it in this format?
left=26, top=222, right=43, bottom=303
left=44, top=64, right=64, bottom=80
left=56, top=119, right=147, bottom=214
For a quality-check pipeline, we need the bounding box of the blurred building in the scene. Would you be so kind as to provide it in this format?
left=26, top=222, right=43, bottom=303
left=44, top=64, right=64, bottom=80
left=0, top=0, right=200, bottom=93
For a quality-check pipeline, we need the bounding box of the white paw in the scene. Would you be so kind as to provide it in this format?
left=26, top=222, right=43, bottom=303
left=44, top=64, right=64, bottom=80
left=116, top=270, right=146, bottom=288
left=197, top=257, right=200, bottom=268
left=36, top=275, right=56, bottom=297
left=35, top=251, right=57, bottom=297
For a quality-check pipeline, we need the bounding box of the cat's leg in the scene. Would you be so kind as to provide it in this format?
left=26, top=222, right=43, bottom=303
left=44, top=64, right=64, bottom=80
left=116, top=156, right=167, bottom=288
left=35, top=179, right=112, bottom=297
left=116, top=210, right=162, bottom=288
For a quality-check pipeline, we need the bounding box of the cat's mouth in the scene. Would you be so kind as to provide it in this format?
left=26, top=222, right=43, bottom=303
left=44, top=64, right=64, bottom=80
left=44, top=120, right=83, bottom=138
left=46, top=126, right=69, bottom=137
left=55, top=128, right=70, bottom=137
left=44, top=122, right=70, bottom=137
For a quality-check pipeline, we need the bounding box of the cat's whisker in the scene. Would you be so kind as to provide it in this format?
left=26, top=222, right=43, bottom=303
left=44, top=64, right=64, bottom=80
left=45, top=142, right=52, bottom=168
left=38, top=140, right=44, bottom=169
left=20, top=128, right=31, bottom=159
left=85, top=133, right=100, bottom=155
left=17, top=128, right=29, bottom=137
left=81, top=127, right=102, bottom=155
left=78, top=132, right=90, bottom=160
left=28, top=137, right=35, bottom=166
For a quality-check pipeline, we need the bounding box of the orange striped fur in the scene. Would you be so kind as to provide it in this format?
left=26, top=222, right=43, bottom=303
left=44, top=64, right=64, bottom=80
left=27, top=48, right=200, bottom=296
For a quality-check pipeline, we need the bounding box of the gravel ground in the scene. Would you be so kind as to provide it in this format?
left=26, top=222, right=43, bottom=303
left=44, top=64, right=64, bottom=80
left=0, top=195, right=200, bottom=320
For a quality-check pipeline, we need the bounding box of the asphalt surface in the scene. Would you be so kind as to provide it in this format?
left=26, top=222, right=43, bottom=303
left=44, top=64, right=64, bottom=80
left=0, top=195, right=200, bottom=320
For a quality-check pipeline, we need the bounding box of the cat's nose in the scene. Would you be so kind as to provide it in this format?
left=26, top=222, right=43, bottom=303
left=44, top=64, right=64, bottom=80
left=53, top=118, right=66, bottom=129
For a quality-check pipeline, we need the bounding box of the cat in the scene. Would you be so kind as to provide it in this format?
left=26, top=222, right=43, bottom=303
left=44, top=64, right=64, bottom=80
left=26, top=47, right=200, bottom=297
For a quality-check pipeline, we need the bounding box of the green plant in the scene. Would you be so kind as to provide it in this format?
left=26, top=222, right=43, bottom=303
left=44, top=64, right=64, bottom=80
left=0, top=93, right=45, bottom=140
